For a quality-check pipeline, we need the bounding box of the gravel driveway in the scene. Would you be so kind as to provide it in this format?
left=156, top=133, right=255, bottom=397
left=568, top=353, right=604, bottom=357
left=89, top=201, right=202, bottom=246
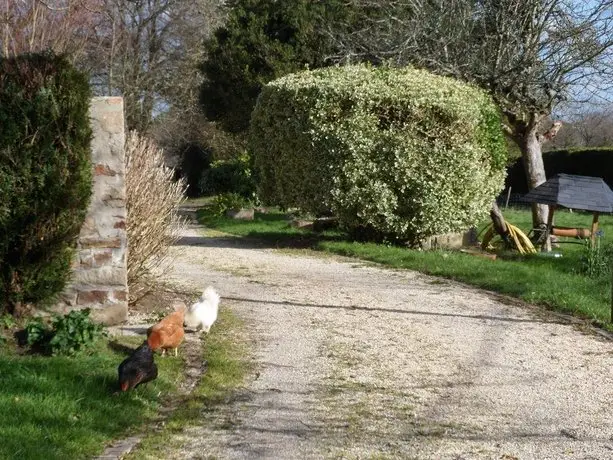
left=163, top=223, right=613, bottom=460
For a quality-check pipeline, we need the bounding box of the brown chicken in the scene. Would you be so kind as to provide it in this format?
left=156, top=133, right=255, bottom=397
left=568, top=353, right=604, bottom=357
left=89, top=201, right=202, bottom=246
left=147, top=305, right=185, bottom=356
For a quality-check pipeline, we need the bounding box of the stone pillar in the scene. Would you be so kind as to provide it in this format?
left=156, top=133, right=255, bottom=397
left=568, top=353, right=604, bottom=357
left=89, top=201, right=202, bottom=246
left=57, top=97, right=128, bottom=325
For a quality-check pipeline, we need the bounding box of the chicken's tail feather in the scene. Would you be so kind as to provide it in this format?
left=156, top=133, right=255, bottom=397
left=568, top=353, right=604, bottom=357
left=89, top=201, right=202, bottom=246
left=147, top=330, right=162, bottom=350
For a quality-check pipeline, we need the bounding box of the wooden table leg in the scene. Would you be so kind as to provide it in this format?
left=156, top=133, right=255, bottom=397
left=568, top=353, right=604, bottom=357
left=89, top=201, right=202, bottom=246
left=591, top=212, right=600, bottom=248
left=542, top=205, right=556, bottom=252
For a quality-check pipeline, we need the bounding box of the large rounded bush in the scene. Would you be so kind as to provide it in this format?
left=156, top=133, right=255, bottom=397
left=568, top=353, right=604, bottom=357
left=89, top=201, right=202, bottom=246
left=250, top=65, right=507, bottom=244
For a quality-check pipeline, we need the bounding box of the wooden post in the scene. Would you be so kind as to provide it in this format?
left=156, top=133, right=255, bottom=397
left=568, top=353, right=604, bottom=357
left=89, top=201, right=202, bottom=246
left=490, top=201, right=508, bottom=235
left=504, top=187, right=512, bottom=210
left=542, top=205, right=556, bottom=252
left=590, top=212, right=600, bottom=247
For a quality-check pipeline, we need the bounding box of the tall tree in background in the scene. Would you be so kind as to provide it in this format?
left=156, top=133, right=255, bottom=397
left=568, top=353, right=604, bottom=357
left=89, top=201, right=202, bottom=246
left=0, top=0, right=97, bottom=58
left=90, top=0, right=224, bottom=132
left=329, top=0, right=613, bottom=228
left=200, top=0, right=346, bottom=133
left=1, top=0, right=225, bottom=135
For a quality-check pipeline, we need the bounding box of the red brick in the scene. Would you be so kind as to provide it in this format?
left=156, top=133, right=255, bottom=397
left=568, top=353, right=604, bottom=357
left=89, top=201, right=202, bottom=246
left=80, top=237, right=122, bottom=249
left=94, top=164, right=117, bottom=176
left=112, top=290, right=128, bottom=301
left=79, top=258, right=93, bottom=269
left=94, top=251, right=113, bottom=265
left=77, top=290, right=109, bottom=304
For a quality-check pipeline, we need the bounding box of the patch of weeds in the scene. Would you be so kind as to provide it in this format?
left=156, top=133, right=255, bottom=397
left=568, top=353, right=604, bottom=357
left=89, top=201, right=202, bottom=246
left=328, top=380, right=379, bottom=394
left=152, top=310, right=169, bottom=322
left=411, top=420, right=469, bottom=438
left=326, top=341, right=363, bottom=368
left=24, top=309, right=106, bottom=355
left=222, top=265, right=256, bottom=278
left=396, top=402, right=415, bottom=416
left=0, top=314, right=16, bottom=329
left=578, top=239, right=613, bottom=279
left=210, top=193, right=252, bottom=216
left=0, top=314, right=17, bottom=346
left=24, top=318, right=49, bottom=347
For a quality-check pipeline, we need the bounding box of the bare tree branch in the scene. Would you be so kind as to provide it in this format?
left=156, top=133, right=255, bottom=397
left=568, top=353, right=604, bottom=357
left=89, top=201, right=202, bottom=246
left=327, top=0, right=613, bottom=228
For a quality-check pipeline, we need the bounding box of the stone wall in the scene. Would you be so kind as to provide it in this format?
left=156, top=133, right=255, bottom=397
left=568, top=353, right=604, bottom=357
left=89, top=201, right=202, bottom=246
left=57, top=97, right=128, bottom=325
left=419, top=228, right=479, bottom=250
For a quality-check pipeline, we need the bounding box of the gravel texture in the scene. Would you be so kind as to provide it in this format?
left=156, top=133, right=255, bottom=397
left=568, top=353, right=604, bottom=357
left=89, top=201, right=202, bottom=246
left=160, top=223, right=613, bottom=460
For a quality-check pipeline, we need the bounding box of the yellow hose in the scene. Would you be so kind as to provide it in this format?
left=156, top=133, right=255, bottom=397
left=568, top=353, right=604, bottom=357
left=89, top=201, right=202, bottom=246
left=480, top=220, right=536, bottom=254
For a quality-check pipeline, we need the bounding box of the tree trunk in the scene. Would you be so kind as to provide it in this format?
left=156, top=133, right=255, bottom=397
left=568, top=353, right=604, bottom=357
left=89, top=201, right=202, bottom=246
left=6, top=270, right=22, bottom=316
left=490, top=201, right=508, bottom=237
left=519, top=123, right=549, bottom=228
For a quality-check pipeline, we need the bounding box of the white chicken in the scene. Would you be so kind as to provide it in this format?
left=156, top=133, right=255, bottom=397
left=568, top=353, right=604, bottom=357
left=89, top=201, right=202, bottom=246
left=184, top=286, right=221, bottom=333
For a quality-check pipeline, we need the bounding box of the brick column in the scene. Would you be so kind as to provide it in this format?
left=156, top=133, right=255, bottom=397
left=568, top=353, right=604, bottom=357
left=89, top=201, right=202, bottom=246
left=56, top=97, right=128, bottom=325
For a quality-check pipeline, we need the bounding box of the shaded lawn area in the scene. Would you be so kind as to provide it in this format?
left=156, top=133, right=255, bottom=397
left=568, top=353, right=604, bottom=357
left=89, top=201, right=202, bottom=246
left=0, top=336, right=183, bottom=460
left=198, top=207, right=613, bottom=329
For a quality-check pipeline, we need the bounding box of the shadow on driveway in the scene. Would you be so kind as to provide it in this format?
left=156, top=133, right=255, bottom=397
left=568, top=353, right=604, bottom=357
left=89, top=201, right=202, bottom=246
left=223, top=295, right=566, bottom=326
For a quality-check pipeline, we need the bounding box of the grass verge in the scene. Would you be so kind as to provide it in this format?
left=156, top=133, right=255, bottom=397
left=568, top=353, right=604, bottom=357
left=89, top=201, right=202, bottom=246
left=198, top=207, right=613, bottom=329
left=126, top=309, right=251, bottom=459
left=0, top=333, right=184, bottom=460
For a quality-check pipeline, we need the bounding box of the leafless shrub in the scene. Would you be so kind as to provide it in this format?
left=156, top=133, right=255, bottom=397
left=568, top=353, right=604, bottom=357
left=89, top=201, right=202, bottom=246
left=125, top=131, right=187, bottom=300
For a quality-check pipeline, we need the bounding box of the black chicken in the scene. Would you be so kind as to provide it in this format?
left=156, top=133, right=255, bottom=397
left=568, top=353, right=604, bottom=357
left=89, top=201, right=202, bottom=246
left=118, top=341, right=158, bottom=392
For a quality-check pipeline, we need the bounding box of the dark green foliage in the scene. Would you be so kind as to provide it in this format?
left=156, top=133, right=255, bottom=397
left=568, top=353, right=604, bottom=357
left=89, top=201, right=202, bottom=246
left=506, top=147, right=613, bottom=193
left=25, top=309, right=105, bottom=356
left=200, top=0, right=344, bottom=133
left=199, top=152, right=256, bottom=198
left=0, top=53, right=92, bottom=313
left=0, top=314, right=16, bottom=330
left=178, top=143, right=212, bottom=197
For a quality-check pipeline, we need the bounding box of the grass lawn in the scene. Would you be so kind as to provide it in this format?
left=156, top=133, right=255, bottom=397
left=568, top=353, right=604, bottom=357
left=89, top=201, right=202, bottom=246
left=198, top=206, right=613, bottom=329
left=0, top=333, right=184, bottom=460
left=0, top=276, right=250, bottom=460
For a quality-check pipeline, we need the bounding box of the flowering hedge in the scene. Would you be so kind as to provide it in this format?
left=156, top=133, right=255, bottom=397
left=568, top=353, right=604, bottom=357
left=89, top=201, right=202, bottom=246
left=250, top=65, right=507, bottom=244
